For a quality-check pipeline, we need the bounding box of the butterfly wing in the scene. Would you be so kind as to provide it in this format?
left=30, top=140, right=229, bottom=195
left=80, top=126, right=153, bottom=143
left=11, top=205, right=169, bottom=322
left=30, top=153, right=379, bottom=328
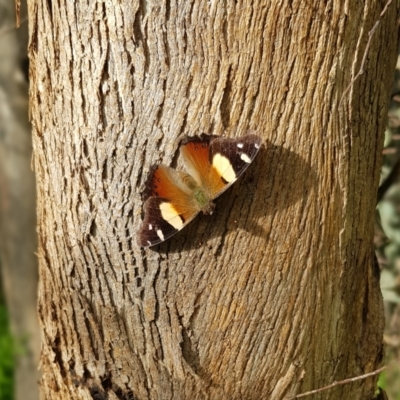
left=137, top=165, right=201, bottom=247
left=180, top=133, right=262, bottom=199
left=209, top=133, right=262, bottom=196
left=179, top=134, right=226, bottom=197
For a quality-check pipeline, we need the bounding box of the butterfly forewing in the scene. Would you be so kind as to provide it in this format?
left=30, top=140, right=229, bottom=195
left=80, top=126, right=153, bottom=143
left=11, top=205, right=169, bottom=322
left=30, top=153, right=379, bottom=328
left=179, top=135, right=226, bottom=198
left=137, top=197, right=178, bottom=247
left=208, top=134, right=262, bottom=198
left=137, top=165, right=201, bottom=247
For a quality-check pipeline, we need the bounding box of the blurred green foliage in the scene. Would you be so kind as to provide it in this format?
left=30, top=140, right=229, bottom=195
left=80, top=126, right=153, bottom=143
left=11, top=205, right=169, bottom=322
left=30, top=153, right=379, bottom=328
left=379, top=370, right=400, bottom=400
left=376, top=72, right=400, bottom=400
left=0, top=298, right=14, bottom=400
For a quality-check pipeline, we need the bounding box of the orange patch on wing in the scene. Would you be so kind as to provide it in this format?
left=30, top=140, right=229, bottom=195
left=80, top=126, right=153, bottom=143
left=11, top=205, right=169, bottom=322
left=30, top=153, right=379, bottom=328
left=180, top=141, right=226, bottom=197
left=209, top=166, right=228, bottom=196
left=180, top=141, right=210, bottom=182
left=148, top=165, right=199, bottom=221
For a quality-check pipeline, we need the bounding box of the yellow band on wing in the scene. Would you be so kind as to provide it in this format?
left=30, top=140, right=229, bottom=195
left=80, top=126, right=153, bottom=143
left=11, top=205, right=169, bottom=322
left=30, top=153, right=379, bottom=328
left=160, top=202, right=184, bottom=229
left=212, top=153, right=236, bottom=183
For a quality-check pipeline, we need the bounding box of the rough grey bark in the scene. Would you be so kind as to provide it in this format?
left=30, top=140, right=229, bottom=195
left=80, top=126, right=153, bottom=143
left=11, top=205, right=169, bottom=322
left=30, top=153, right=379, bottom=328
left=0, top=2, right=40, bottom=400
left=28, top=1, right=397, bottom=399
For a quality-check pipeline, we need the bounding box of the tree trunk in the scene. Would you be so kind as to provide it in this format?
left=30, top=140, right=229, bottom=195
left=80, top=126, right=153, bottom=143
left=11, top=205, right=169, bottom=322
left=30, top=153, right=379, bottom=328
left=0, top=2, right=40, bottom=399
left=28, top=1, right=397, bottom=399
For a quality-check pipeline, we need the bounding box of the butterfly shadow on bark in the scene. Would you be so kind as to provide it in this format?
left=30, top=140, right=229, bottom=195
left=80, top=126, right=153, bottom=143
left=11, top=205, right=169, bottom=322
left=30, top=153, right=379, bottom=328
left=144, top=142, right=317, bottom=253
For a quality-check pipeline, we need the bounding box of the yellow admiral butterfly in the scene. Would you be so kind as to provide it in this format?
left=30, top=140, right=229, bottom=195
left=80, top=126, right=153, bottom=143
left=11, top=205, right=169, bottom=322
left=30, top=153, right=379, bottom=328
left=137, top=132, right=262, bottom=247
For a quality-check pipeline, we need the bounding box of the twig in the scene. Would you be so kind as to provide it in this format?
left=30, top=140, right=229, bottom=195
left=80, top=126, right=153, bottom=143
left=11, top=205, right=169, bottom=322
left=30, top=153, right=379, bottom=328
left=285, top=365, right=388, bottom=399
left=377, top=155, right=400, bottom=203
left=339, top=0, right=394, bottom=106
left=15, top=0, right=21, bottom=28
left=0, top=15, right=28, bottom=38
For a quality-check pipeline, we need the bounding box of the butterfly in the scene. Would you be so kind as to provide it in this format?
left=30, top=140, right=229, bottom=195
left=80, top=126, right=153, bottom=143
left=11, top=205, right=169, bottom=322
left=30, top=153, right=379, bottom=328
left=137, top=132, right=262, bottom=247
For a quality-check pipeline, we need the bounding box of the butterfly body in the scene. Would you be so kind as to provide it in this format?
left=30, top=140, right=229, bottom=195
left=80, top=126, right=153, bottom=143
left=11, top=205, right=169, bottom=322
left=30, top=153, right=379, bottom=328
left=137, top=133, right=261, bottom=247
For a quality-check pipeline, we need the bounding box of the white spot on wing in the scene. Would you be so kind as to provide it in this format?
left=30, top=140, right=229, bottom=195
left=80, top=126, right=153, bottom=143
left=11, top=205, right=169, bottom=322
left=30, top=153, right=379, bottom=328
left=156, top=229, right=164, bottom=241
left=148, top=224, right=153, bottom=230
left=255, top=143, right=260, bottom=149
left=237, top=143, right=244, bottom=148
left=213, top=153, right=236, bottom=182
left=147, top=240, right=152, bottom=246
left=160, top=202, right=184, bottom=229
left=240, top=153, right=252, bottom=163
